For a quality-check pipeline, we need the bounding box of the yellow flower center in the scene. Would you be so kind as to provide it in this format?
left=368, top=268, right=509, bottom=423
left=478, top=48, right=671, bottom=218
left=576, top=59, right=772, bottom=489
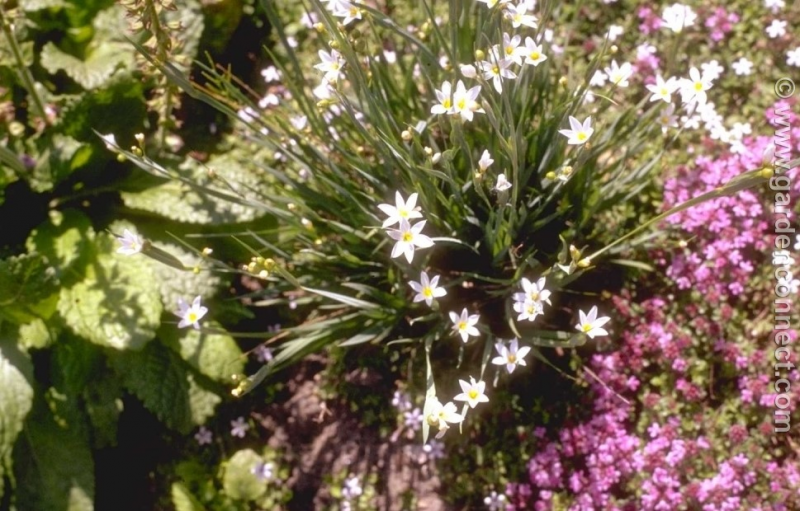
left=423, top=287, right=433, bottom=298
left=582, top=323, right=593, bottom=333
left=505, top=46, right=514, bottom=56
left=507, top=354, right=516, bottom=363
left=402, top=232, right=413, bottom=242
left=188, top=312, right=198, bottom=323
left=530, top=51, right=540, bottom=60
left=577, top=132, right=587, bottom=141
left=492, top=65, right=500, bottom=75
left=694, top=81, right=703, bottom=91
left=399, top=208, right=409, bottom=218
left=458, top=321, right=467, bottom=331
left=457, top=98, right=466, bottom=110
left=529, top=291, right=539, bottom=301
left=468, top=389, right=479, bottom=400
left=443, top=99, right=451, bottom=109
left=349, top=7, right=358, bottom=15
left=660, top=87, right=668, bottom=96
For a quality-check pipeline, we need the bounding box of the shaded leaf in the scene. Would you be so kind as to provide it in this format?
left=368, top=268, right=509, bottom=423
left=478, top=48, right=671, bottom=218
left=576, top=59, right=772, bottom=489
left=0, top=253, right=59, bottom=324
left=222, top=449, right=266, bottom=501
left=12, top=401, right=94, bottom=511
left=58, top=235, right=162, bottom=350
left=111, top=341, right=220, bottom=433
left=40, top=41, right=133, bottom=90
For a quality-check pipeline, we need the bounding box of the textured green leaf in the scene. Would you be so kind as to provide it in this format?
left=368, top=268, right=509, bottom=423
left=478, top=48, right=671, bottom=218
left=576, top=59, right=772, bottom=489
left=13, top=403, right=94, bottom=511
left=171, top=482, right=207, bottom=511
left=0, top=343, right=34, bottom=473
left=223, top=449, right=267, bottom=501
left=187, top=374, right=221, bottom=426
left=40, top=41, right=133, bottom=90
left=111, top=341, right=220, bottom=433
left=163, top=323, right=244, bottom=383
left=121, top=152, right=267, bottom=224
left=28, top=135, right=87, bottom=191
left=83, top=369, right=123, bottom=449
left=18, top=319, right=58, bottom=350
left=58, top=235, right=162, bottom=350
left=146, top=242, right=222, bottom=307
left=27, top=209, right=94, bottom=285
left=0, top=253, right=60, bottom=324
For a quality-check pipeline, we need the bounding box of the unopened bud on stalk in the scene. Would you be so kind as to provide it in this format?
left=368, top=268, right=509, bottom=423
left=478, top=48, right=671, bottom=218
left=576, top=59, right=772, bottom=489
left=432, top=152, right=442, bottom=164
left=314, top=22, right=326, bottom=33
left=610, top=45, right=618, bottom=54
left=401, top=130, right=412, bottom=141
left=545, top=171, right=557, bottom=180
left=475, top=49, right=485, bottom=60
left=577, top=258, right=591, bottom=268
left=570, top=245, right=581, bottom=260
left=558, top=76, right=568, bottom=87
left=424, top=146, right=433, bottom=156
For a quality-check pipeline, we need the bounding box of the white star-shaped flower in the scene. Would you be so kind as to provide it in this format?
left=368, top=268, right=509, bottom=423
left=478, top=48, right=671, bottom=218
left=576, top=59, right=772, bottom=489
left=494, top=173, right=512, bottom=191
left=559, top=116, right=594, bottom=145
left=522, top=37, right=547, bottom=67
left=116, top=229, right=144, bottom=255
left=387, top=219, right=434, bottom=263
left=378, top=191, right=423, bottom=227
left=576, top=306, right=611, bottom=339
left=646, top=75, right=679, bottom=103
left=491, top=338, right=531, bottom=374
left=409, top=271, right=446, bottom=306
left=431, top=80, right=453, bottom=115
left=177, top=296, right=208, bottom=329
left=454, top=377, right=489, bottom=408
left=449, top=308, right=480, bottom=342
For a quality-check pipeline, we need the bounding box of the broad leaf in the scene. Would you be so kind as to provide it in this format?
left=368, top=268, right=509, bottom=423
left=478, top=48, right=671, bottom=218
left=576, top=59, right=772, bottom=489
left=0, top=342, right=34, bottom=489
left=171, top=482, right=206, bottom=511
left=58, top=235, right=162, bottom=350
left=162, top=323, right=245, bottom=383
left=40, top=41, right=133, bottom=90
left=111, top=341, right=220, bottom=433
left=12, top=402, right=94, bottom=511
left=27, top=209, right=94, bottom=285
left=121, top=152, right=268, bottom=224
left=0, top=253, right=59, bottom=324
left=222, top=449, right=267, bottom=501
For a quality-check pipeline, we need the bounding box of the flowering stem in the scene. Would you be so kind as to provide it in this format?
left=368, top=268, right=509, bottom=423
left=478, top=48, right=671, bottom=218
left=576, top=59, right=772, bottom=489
left=0, top=8, right=48, bottom=125
left=586, top=164, right=794, bottom=262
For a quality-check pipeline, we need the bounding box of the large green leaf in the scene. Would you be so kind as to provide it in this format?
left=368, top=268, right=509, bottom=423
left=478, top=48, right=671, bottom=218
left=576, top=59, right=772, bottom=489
left=27, top=209, right=94, bottom=285
left=0, top=341, right=34, bottom=504
left=121, top=152, right=268, bottom=224
left=146, top=242, right=222, bottom=308
left=222, top=449, right=267, bottom=501
left=28, top=134, right=89, bottom=191
left=12, top=403, right=94, bottom=511
left=58, top=235, right=162, bottom=350
left=0, top=253, right=60, bottom=324
left=171, top=482, right=206, bottom=511
left=162, top=323, right=244, bottom=383
left=111, top=341, right=220, bottom=433
left=40, top=41, right=133, bottom=90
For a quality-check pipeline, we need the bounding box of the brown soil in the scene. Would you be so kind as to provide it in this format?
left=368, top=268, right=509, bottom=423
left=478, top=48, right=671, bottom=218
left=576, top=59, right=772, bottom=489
left=253, top=356, right=449, bottom=511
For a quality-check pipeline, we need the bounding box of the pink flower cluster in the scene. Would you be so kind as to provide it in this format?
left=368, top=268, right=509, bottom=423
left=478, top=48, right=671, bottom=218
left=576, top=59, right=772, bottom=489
left=507, top=104, right=800, bottom=510
left=661, top=101, right=800, bottom=303
left=704, top=7, right=739, bottom=43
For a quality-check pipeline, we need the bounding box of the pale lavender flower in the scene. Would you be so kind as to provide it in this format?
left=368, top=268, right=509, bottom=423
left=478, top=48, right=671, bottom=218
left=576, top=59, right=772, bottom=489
left=194, top=426, right=213, bottom=445
left=230, top=417, right=250, bottom=438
